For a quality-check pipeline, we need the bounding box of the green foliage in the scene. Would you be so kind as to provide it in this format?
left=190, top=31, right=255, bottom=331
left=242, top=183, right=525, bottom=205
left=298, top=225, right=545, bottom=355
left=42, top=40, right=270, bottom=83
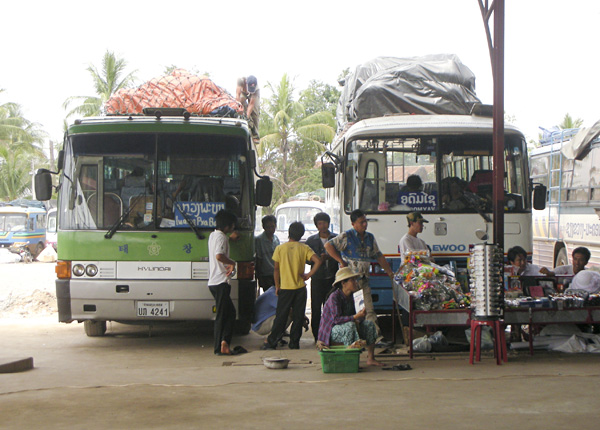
left=0, top=95, right=48, bottom=200
left=63, top=51, right=137, bottom=119
left=163, top=65, right=210, bottom=77
left=299, top=80, right=340, bottom=117
left=559, top=113, right=584, bottom=129
left=257, top=74, right=335, bottom=209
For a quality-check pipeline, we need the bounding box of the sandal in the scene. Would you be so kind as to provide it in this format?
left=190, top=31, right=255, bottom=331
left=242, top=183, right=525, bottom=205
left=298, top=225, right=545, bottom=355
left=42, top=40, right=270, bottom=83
left=233, top=346, right=248, bottom=354
left=382, top=364, right=412, bottom=371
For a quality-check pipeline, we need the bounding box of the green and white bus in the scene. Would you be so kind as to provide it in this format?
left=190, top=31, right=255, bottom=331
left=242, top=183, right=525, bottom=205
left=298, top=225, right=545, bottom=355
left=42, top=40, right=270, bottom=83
left=36, top=109, right=271, bottom=336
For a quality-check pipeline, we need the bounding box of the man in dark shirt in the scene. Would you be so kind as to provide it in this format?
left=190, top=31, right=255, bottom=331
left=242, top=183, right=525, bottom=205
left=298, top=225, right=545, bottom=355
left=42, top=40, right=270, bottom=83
left=305, top=212, right=338, bottom=342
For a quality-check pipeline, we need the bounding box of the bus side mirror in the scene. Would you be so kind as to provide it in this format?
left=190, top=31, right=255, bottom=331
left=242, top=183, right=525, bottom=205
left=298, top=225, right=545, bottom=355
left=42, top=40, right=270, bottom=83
left=533, top=184, right=547, bottom=210
left=57, top=150, right=65, bottom=172
left=256, top=177, right=272, bottom=207
left=35, top=169, right=53, bottom=201
left=322, top=162, right=336, bottom=189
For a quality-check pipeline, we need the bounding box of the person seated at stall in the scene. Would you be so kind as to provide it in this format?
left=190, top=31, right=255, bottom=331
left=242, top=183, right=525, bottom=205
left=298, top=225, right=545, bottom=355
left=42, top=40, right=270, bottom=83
left=540, top=247, right=591, bottom=277
left=507, top=246, right=543, bottom=276
left=317, top=267, right=383, bottom=367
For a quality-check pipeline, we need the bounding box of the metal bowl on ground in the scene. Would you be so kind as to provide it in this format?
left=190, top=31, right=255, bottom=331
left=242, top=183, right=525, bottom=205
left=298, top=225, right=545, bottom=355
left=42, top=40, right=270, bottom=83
left=262, top=357, right=289, bottom=369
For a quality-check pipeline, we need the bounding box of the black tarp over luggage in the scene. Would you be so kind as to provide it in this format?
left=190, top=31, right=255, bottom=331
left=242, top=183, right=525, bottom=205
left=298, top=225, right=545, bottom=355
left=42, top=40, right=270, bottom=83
left=337, top=54, right=481, bottom=130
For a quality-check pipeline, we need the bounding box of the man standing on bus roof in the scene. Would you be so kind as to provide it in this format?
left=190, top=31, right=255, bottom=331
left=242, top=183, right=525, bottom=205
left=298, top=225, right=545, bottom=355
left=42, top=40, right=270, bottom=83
left=324, top=209, right=394, bottom=341
left=398, top=212, right=431, bottom=261
left=255, top=215, right=279, bottom=294
left=540, top=246, right=591, bottom=276
left=236, top=75, right=260, bottom=143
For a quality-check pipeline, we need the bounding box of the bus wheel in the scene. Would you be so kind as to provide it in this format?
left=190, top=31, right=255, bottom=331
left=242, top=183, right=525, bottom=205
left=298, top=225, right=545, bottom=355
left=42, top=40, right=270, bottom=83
left=84, top=320, right=107, bottom=337
left=555, top=248, right=569, bottom=268
left=34, top=242, right=44, bottom=258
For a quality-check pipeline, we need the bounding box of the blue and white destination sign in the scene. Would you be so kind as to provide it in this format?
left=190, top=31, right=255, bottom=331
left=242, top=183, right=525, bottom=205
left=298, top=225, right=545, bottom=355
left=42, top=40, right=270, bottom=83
left=396, top=191, right=437, bottom=211
left=174, top=202, right=225, bottom=228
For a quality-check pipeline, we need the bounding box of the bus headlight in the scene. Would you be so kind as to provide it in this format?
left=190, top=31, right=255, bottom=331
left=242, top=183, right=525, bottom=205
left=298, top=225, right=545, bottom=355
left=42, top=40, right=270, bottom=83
left=72, top=264, right=85, bottom=277
left=85, top=264, right=98, bottom=277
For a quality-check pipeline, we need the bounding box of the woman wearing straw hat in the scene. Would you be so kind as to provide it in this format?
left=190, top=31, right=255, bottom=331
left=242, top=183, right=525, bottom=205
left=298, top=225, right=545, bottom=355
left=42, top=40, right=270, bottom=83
left=317, top=267, right=383, bottom=366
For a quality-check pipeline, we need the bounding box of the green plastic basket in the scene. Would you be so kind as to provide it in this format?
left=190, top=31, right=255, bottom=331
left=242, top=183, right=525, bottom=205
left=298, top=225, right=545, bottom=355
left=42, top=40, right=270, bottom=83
left=319, top=346, right=362, bottom=373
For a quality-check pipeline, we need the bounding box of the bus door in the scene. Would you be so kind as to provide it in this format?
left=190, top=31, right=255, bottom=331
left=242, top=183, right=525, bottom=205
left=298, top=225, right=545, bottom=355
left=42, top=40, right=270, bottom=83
left=71, top=157, right=124, bottom=229
left=357, top=153, right=385, bottom=211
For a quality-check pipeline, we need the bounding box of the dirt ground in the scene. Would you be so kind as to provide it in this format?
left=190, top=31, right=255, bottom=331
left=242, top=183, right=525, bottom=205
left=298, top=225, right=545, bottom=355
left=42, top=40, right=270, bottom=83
left=0, top=260, right=57, bottom=318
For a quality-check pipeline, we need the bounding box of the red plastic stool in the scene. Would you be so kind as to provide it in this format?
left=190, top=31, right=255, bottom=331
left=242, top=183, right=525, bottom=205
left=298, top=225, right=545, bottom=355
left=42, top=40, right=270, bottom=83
left=469, top=319, right=508, bottom=365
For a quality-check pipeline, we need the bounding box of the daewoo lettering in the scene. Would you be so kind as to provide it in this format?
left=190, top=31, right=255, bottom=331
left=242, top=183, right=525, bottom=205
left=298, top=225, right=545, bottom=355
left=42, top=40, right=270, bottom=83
left=432, top=244, right=467, bottom=252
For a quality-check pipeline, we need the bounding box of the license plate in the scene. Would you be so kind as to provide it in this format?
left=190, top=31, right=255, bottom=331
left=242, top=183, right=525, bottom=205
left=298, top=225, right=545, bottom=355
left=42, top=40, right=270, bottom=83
left=136, top=301, right=170, bottom=317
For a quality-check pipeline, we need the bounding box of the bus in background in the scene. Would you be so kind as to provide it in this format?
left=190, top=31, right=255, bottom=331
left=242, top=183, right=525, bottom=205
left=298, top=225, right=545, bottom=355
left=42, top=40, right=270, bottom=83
left=274, top=200, right=330, bottom=243
left=46, top=208, right=57, bottom=251
left=0, top=205, right=47, bottom=257
left=530, top=122, right=600, bottom=270
left=322, top=111, right=537, bottom=313
left=35, top=109, right=271, bottom=336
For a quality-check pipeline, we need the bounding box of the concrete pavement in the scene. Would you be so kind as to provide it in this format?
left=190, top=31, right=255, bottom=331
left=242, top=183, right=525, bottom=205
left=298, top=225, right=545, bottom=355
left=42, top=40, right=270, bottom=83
left=1, top=317, right=599, bottom=429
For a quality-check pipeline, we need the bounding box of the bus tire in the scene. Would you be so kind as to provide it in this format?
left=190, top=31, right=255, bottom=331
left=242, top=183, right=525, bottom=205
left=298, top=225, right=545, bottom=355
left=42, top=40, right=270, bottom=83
left=84, top=320, right=107, bottom=337
left=555, top=247, right=569, bottom=268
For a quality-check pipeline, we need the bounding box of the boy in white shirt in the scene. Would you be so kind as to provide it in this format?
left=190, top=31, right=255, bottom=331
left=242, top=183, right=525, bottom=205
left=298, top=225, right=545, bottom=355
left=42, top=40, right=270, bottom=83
left=507, top=246, right=542, bottom=276
left=208, top=209, right=238, bottom=355
left=398, top=212, right=431, bottom=260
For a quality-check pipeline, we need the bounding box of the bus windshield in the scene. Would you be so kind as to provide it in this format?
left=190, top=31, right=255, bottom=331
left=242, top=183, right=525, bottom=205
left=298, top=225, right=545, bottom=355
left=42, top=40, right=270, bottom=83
left=344, top=134, right=529, bottom=214
left=0, top=213, right=27, bottom=232
left=60, top=132, right=252, bottom=231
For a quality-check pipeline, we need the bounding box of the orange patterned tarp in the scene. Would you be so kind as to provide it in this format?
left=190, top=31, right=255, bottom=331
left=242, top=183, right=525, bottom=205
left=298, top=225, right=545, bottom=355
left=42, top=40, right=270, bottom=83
left=105, top=69, right=243, bottom=116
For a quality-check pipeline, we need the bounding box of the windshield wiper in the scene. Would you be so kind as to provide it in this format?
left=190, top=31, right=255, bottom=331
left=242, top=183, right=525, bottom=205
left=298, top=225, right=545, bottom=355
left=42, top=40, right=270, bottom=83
left=173, top=200, right=205, bottom=240
left=104, top=194, right=145, bottom=239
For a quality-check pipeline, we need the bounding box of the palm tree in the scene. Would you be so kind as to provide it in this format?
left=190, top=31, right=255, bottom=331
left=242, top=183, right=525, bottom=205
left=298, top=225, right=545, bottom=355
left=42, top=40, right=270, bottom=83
left=63, top=51, right=137, bottom=118
left=258, top=74, right=335, bottom=206
left=0, top=97, right=47, bottom=200
left=559, top=113, right=584, bottom=130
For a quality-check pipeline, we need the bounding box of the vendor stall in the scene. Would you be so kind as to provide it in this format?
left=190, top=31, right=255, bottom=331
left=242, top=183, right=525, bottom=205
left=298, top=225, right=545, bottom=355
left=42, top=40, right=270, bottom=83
left=393, top=252, right=600, bottom=358
left=393, top=252, right=470, bottom=358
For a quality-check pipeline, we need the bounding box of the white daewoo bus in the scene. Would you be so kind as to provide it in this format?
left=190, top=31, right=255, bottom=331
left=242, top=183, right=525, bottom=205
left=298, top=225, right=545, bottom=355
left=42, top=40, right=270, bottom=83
left=530, top=125, right=600, bottom=270
left=322, top=110, right=538, bottom=312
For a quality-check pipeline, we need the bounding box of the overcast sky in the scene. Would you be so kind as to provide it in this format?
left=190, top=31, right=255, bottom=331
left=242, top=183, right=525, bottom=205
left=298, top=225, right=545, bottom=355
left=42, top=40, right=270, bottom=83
left=2, top=0, right=598, bottom=149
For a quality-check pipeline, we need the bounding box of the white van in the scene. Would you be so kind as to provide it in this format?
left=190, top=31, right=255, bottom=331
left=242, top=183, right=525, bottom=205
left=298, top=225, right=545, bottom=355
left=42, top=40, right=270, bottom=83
left=274, top=200, right=330, bottom=243
left=46, top=208, right=57, bottom=251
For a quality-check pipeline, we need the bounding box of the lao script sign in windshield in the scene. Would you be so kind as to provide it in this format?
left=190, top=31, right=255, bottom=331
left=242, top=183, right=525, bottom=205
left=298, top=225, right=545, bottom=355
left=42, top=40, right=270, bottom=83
left=174, top=202, right=225, bottom=228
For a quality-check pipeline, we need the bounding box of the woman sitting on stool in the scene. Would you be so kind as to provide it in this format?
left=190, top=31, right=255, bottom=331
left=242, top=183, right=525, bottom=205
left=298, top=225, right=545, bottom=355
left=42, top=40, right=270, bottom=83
left=317, top=267, right=383, bottom=366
